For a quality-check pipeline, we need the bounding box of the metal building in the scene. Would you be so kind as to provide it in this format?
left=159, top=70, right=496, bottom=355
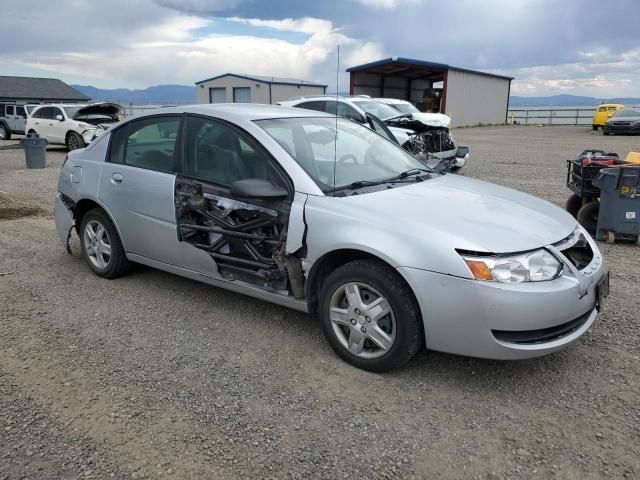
left=0, top=76, right=89, bottom=104
left=347, top=57, right=513, bottom=127
left=195, top=73, right=327, bottom=105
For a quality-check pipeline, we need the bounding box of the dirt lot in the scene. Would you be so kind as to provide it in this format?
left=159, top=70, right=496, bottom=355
left=1, top=127, right=639, bottom=479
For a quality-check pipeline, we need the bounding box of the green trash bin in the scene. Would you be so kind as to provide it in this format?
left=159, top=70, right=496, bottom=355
left=20, top=132, right=48, bottom=169
left=593, top=166, right=640, bottom=242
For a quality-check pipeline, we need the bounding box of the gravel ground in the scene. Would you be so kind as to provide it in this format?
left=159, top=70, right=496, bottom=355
left=0, top=126, right=639, bottom=479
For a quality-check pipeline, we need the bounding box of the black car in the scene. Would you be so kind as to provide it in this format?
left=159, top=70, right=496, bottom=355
left=603, top=108, right=640, bottom=135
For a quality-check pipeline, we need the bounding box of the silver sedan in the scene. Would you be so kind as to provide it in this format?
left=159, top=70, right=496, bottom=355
left=54, top=104, right=609, bottom=372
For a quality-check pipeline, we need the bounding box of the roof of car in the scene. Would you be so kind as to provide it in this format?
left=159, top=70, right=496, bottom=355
left=131, top=103, right=334, bottom=121
left=374, top=98, right=411, bottom=104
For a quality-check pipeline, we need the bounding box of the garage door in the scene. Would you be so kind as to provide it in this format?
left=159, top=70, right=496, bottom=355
left=233, top=87, right=251, bottom=103
left=209, top=88, right=226, bottom=103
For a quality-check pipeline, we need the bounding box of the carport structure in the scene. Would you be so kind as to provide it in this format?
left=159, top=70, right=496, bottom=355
left=347, top=57, right=513, bottom=127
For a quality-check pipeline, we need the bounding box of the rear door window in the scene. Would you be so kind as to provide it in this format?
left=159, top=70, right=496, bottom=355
left=296, top=101, right=325, bottom=112
left=109, top=116, right=181, bottom=173
left=16, top=106, right=26, bottom=118
left=6, top=105, right=15, bottom=116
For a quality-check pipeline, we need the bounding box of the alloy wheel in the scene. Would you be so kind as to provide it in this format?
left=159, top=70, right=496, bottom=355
left=83, top=220, right=112, bottom=270
left=329, top=282, right=396, bottom=359
left=0, top=125, right=7, bottom=140
left=68, top=134, right=80, bottom=150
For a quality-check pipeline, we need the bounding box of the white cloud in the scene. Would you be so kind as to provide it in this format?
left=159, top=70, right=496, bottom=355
left=495, top=47, right=640, bottom=97
left=0, top=4, right=384, bottom=90
left=353, top=0, right=421, bottom=9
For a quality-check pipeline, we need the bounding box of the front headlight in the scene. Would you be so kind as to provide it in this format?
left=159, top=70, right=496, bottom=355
left=461, top=249, right=562, bottom=283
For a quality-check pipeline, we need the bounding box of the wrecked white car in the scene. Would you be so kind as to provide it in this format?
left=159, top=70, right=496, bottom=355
left=280, top=96, right=469, bottom=172
left=25, top=102, right=121, bottom=150
left=54, top=104, right=608, bottom=372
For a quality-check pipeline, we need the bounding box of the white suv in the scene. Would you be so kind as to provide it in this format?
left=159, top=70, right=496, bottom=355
left=25, top=103, right=121, bottom=150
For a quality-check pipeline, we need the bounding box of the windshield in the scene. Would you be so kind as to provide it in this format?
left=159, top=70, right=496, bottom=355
left=612, top=109, right=640, bottom=118
left=350, top=100, right=403, bottom=120
left=63, top=106, right=83, bottom=119
left=256, top=117, right=427, bottom=193
left=390, top=102, right=420, bottom=114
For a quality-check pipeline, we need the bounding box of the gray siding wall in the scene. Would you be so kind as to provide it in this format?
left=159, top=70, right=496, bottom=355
left=444, top=70, right=510, bottom=127
left=270, top=84, right=325, bottom=103
left=196, top=76, right=325, bottom=104
left=196, top=77, right=269, bottom=104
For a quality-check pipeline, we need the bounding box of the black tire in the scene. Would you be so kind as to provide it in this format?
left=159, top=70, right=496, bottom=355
left=318, top=259, right=423, bottom=372
left=80, top=208, right=131, bottom=278
left=592, top=125, right=598, bottom=131
left=603, top=130, right=610, bottom=136
left=66, top=131, right=85, bottom=151
left=565, top=194, right=582, bottom=218
left=0, top=123, right=10, bottom=140
left=577, top=201, right=599, bottom=234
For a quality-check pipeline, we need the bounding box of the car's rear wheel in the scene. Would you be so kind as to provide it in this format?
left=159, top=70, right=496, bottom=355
left=565, top=194, right=582, bottom=218
left=577, top=201, right=599, bottom=234
left=603, top=130, right=610, bottom=136
left=319, top=259, right=423, bottom=372
left=66, top=131, right=85, bottom=151
left=0, top=123, right=10, bottom=140
left=80, top=209, right=131, bottom=278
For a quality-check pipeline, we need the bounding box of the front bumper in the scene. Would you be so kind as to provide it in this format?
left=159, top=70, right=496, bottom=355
left=397, top=231, right=608, bottom=360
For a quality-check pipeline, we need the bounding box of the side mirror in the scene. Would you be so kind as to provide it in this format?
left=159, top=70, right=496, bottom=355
left=230, top=178, right=288, bottom=200
left=55, top=114, right=64, bottom=121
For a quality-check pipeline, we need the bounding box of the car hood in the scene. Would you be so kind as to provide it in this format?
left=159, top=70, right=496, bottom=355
left=409, top=112, right=451, bottom=128
left=608, top=115, right=640, bottom=123
left=338, top=174, right=576, bottom=253
left=74, top=102, right=121, bottom=120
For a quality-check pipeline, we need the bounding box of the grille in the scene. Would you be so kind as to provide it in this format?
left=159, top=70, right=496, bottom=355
left=492, top=310, right=591, bottom=345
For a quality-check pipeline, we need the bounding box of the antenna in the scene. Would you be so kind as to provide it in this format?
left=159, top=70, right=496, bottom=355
left=332, top=44, right=340, bottom=196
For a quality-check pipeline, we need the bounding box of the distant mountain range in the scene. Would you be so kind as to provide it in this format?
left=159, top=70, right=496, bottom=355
left=72, top=84, right=196, bottom=105
left=509, top=94, right=640, bottom=107
left=72, top=84, right=640, bottom=108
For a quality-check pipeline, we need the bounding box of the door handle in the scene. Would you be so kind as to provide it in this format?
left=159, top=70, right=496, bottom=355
left=111, top=173, right=123, bottom=184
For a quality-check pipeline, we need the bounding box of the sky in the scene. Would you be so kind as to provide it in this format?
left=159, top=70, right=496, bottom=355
left=1, top=0, right=639, bottom=97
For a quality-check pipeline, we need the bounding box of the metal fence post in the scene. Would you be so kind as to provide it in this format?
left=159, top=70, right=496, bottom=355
left=525, top=110, right=529, bottom=125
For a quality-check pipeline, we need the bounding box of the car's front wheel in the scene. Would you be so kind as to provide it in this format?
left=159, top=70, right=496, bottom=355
left=80, top=209, right=131, bottom=278
left=66, top=131, right=85, bottom=151
left=319, top=259, right=423, bottom=372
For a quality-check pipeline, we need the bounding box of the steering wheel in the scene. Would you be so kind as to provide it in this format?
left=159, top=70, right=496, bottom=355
left=337, top=153, right=358, bottom=165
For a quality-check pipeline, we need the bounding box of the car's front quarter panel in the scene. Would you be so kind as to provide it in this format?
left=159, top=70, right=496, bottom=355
left=302, top=194, right=472, bottom=279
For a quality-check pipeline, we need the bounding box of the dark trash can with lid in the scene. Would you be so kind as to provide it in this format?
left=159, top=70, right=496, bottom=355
left=20, top=132, right=48, bottom=169
left=593, top=166, right=640, bottom=242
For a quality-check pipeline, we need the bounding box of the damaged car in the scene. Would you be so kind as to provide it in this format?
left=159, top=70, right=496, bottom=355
left=54, top=104, right=608, bottom=372
left=279, top=96, right=469, bottom=172
left=25, top=102, right=121, bottom=150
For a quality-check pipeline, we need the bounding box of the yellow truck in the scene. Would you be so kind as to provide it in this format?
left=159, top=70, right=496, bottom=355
left=592, top=104, right=623, bottom=130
